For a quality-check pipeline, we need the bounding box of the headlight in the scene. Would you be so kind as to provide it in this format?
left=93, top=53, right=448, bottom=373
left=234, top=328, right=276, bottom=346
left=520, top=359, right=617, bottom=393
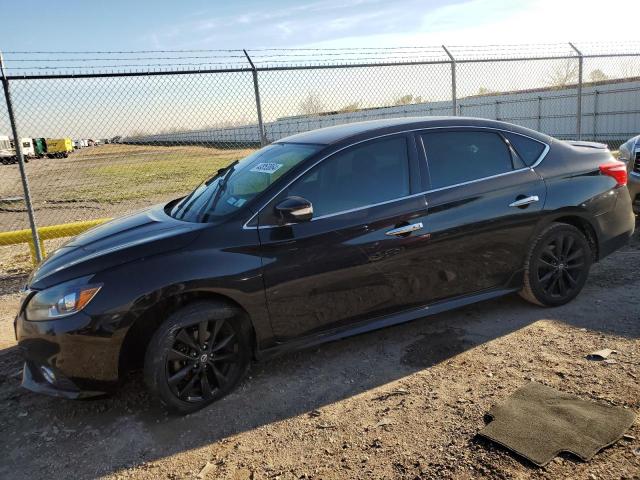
left=25, top=277, right=102, bottom=321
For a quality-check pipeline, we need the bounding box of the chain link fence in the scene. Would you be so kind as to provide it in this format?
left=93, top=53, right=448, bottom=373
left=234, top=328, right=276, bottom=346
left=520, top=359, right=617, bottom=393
left=1, top=42, right=639, bottom=276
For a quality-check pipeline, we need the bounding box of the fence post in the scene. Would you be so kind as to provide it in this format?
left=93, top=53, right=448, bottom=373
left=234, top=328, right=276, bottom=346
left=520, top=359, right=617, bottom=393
left=442, top=46, right=457, bottom=116
left=569, top=43, right=583, bottom=140
left=243, top=50, right=267, bottom=146
left=537, top=96, right=542, bottom=131
left=495, top=100, right=500, bottom=121
left=0, top=51, right=43, bottom=263
left=592, top=90, right=598, bottom=141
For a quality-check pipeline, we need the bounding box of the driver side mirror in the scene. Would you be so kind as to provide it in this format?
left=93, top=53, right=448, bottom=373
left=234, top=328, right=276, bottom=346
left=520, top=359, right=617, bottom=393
left=275, top=196, right=313, bottom=223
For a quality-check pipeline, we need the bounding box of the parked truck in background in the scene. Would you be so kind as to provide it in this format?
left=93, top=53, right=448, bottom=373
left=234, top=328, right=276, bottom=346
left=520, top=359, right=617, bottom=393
left=0, top=135, right=13, bottom=164
left=11, top=138, right=35, bottom=158
left=0, top=136, right=76, bottom=163
left=45, top=138, right=73, bottom=158
left=0, top=135, right=33, bottom=164
left=73, top=139, right=89, bottom=149
left=32, top=138, right=46, bottom=158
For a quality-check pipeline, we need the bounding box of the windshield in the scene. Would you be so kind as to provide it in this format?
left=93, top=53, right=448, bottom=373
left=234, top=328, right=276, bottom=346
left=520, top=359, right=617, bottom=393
left=169, top=143, right=321, bottom=222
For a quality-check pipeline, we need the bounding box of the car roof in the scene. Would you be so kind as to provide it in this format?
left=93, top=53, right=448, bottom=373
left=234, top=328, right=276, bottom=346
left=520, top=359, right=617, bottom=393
left=276, top=116, right=551, bottom=145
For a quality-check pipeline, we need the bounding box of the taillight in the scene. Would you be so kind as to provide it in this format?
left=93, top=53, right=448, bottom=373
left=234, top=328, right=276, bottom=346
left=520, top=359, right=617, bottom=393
left=599, top=161, right=627, bottom=186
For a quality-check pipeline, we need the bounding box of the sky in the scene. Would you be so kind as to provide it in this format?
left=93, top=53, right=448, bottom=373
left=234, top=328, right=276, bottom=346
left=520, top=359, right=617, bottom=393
left=1, top=0, right=637, bottom=53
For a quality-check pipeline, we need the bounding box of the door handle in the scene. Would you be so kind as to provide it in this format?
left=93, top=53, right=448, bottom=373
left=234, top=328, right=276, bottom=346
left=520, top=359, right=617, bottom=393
left=385, top=222, right=423, bottom=236
left=509, top=195, right=539, bottom=208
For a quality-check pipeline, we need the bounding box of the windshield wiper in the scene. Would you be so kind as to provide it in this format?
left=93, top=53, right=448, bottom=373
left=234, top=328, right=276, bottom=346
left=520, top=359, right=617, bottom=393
left=204, top=162, right=236, bottom=186
left=199, top=160, right=239, bottom=222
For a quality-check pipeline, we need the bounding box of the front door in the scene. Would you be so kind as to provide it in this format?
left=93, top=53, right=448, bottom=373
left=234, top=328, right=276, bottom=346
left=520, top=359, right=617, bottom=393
left=256, top=134, right=432, bottom=340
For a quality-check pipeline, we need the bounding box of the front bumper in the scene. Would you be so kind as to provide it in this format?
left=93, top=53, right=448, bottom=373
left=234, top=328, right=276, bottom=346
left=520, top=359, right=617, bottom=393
left=21, top=360, right=106, bottom=399
left=628, top=172, right=640, bottom=213
left=15, top=307, right=122, bottom=398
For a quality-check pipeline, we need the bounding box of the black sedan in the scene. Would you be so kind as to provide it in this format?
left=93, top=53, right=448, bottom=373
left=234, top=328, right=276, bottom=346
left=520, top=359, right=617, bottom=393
left=15, top=117, right=635, bottom=413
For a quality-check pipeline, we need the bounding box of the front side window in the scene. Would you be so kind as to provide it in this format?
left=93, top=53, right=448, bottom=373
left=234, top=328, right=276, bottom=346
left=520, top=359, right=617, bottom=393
left=282, top=136, right=410, bottom=218
left=421, top=131, right=514, bottom=189
left=169, top=143, right=321, bottom=222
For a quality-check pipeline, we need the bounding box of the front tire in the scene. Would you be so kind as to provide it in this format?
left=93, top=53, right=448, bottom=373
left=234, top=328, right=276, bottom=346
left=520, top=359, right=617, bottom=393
left=144, top=301, right=252, bottom=414
left=520, top=222, right=592, bottom=307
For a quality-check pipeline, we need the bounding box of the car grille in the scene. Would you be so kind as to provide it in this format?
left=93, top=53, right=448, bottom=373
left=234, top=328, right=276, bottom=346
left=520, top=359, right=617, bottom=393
left=634, top=151, right=640, bottom=174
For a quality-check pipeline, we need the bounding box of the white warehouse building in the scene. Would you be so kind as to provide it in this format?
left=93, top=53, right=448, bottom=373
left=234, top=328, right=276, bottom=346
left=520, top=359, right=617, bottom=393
left=127, top=76, right=640, bottom=148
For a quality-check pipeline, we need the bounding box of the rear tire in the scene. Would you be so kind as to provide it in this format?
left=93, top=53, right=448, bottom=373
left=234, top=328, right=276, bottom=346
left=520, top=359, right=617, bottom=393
left=144, top=301, right=252, bottom=414
left=520, top=222, right=592, bottom=307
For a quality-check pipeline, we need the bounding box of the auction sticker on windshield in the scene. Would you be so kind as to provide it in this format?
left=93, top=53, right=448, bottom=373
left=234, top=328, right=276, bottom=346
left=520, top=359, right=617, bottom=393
left=250, top=163, right=283, bottom=174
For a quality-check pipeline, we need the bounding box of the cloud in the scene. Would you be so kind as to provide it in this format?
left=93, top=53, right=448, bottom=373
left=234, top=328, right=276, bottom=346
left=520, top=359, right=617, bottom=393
left=300, top=0, right=637, bottom=48
left=141, top=0, right=636, bottom=51
left=144, top=0, right=451, bottom=49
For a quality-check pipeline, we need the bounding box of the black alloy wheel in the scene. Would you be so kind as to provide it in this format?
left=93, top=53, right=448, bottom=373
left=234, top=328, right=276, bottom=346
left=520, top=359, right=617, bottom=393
left=537, top=232, right=587, bottom=298
left=520, top=223, right=592, bottom=307
left=144, top=301, right=252, bottom=414
left=166, top=318, right=239, bottom=402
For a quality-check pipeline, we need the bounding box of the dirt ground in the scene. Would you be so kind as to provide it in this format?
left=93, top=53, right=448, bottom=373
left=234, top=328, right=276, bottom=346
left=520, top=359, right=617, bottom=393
left=0, top=226, right=638, bottom=479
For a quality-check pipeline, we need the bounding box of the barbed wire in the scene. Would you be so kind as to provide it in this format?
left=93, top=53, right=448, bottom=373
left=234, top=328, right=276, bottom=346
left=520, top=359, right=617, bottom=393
left=2, top=42, right=640, bottom=76
left=2, top=49, right=245, bottom=54
left=5, top=42, right=639, bottom=55
left=1, top=46, right=449, bottom=54
left=7, top=56, right=251, bottom=62
left=7, top=52, right=452, bottom=62
left=3, top=61, right=258, bottom=70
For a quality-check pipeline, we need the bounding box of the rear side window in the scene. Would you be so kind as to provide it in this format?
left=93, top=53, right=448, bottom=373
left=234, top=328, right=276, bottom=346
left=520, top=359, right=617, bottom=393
left=421, top=131, right=513, bottom=189
left=502, top=132, right=546, bottom=166
left=283, top=136, right=410, bottom=218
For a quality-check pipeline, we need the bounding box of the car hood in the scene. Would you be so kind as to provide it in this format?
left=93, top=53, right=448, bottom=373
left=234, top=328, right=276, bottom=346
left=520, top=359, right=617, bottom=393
left=29, top=203, right=205, bottom=289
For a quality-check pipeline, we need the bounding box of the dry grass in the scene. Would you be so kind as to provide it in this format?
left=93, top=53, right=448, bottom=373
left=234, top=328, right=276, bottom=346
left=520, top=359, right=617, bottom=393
left=56, top=144, right=254, bottom=203
left=0, top=143, right=255, bottom=272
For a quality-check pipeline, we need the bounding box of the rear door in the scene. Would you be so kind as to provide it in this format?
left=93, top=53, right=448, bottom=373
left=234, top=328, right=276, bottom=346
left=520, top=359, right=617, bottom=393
left=417, top=128, right=548, bottom=301
left=256, top=134, right=432, bottom=340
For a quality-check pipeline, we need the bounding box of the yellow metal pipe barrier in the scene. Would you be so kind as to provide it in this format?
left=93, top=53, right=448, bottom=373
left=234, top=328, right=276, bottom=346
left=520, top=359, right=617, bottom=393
left=0, top=218, right=112, bottom=265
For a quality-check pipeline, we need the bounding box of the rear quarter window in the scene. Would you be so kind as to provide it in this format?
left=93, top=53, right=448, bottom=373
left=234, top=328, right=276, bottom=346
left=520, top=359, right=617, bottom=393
left=502, top=132, right=546, bottom=166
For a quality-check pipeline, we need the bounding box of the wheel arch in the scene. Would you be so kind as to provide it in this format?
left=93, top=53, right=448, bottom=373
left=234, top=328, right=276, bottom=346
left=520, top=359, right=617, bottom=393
left=537, top=212, right=600, bottom=261
left=118, top=289, right=257, bottom=378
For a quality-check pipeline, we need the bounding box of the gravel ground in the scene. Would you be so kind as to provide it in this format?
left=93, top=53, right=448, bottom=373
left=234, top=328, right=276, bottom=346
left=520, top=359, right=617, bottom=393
left=0, top=225, right=638, bottom=480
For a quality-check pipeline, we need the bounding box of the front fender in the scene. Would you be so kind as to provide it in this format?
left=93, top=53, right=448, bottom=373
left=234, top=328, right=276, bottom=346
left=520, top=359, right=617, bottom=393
left=84, top=242, right=273, bottom=366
